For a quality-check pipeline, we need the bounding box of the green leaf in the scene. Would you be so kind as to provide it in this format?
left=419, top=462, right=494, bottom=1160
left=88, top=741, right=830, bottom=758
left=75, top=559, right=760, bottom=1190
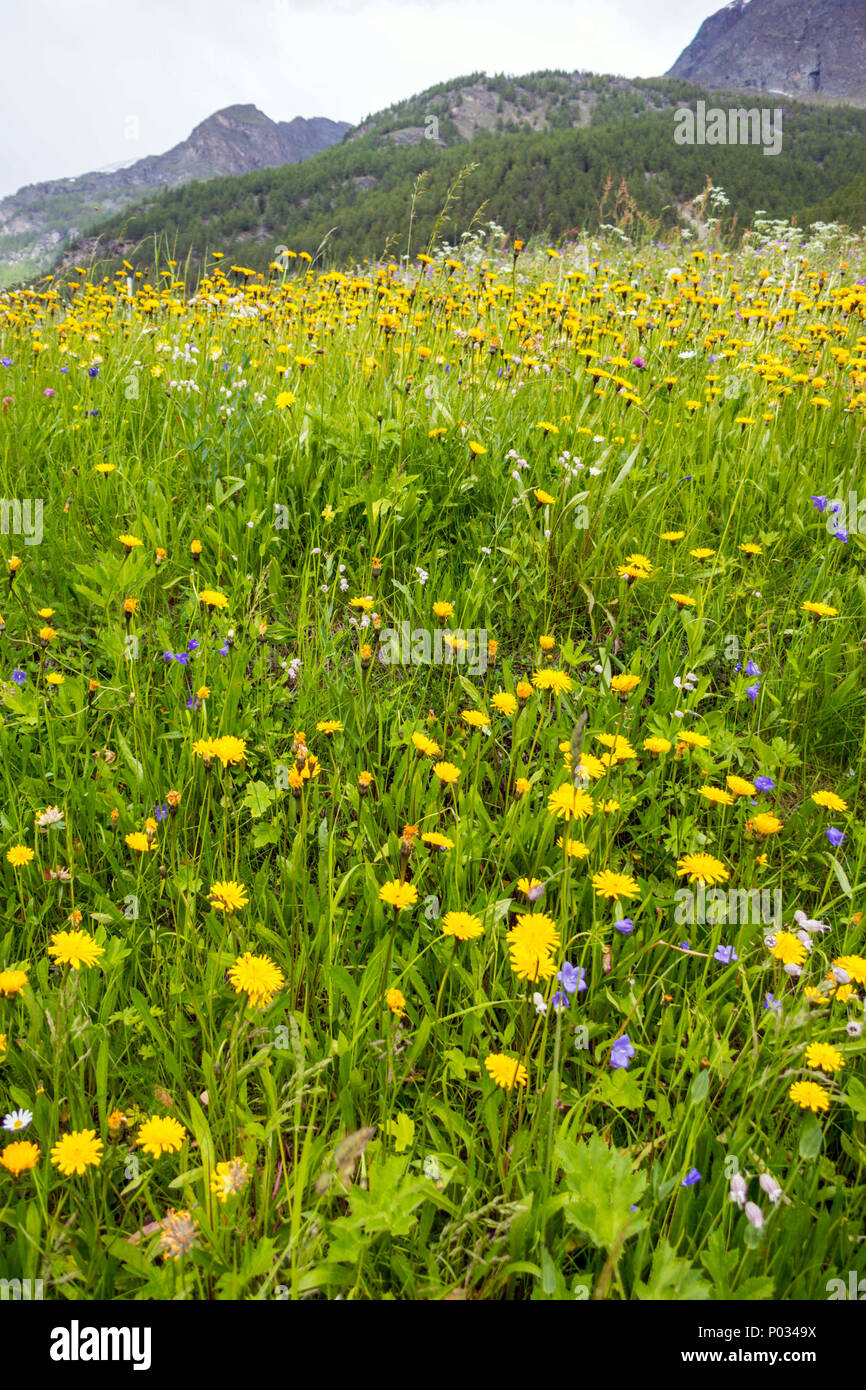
left=556, top=1133, right=647, bottom=1252
left=634, top=1240, right=711, bottom=1300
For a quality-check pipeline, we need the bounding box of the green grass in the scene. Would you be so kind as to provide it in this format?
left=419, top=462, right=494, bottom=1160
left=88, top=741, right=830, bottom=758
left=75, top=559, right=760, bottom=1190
left=0, top=225, right=864, bottom=1300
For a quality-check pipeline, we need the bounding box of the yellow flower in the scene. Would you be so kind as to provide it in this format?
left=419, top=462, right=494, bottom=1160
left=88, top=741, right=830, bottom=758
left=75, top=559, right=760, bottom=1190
left=491, top=692, right=517, bottom=716
left=316, top=719, right=344, bottom=735
left=547, top=784, right=593, bottom=821
left=661, top=530, right=685, bottom=541
left=228, top=952, right=286, bottom=1008
left=199, top=588, right=228, bottom=610
left=212, top=735, right=247, bottom=767
left=50, top=1129, right=103, bottom=1175
left=47, top=929, right=104, bottom=970
left=0, top=968, right=27, bottom=998
left=208, top=880, right=249, bottom=914
left=676, top=731, right=711, bottom=752
left=747, top=813, right=783, bottom=836
left=275, top=391, right=296, bottom=409
left=432, top=761, right=460, bottom=785
left=556, top=836, right=589, bottom=858
left=484, top=1052, right=528, bottom=1089
left=591, top=870, right=639, bottom=900
left=422, top=831, right=454, bottom=851
left=811, top=790, right=847, bottom=813
left=210, top=1158, right=250, bottom=1203
left=726, top=775, right=756, bottom=796
left=0, top=1140, right=40, bottom=1175
left=6, top=845, right=34, bottom=867
left=804, top=1042, right=844, bottom=1073
left=699, top=786, right=734, bottom=806
left=461, top=709, right=489, bottom=730
left=385, top=986, right=407, bottom=1017
left=771, top=932, right=807, bottom=966
left=432, top=601, right=454, bottom=620
left=379, top=879, right=418, bottom=911
left=137, top=1115, right=188, bottom=1159
left=789, top=1080, right=830, bottom=1113
left=676, top=853, right=729, bottom=886
left=833, top=955, right=866, bottom=986
left=610, top=673, right=640, bottom=695
left=441, top=911, right=484, bottom=941
left=532, top=669, right=573, bottom=695
left=125, top=832, right=152, bottom=854
left=412, top=732, right=441, bottom=757
left=801, top=601, right=838, bottom=618
left=118, top=533, right=142, bottom=550
left=534, top=488, right=555, bottom=505
left=643, top=737, right=672, bottom=754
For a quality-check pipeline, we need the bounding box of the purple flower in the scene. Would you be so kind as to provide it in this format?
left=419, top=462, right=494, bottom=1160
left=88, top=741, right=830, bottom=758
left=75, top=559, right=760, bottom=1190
left=610, top=1034, right=635, bottom=1070
left=153, top=803, right=169, bottom=822
left=833, top=527, right=849, bottom=543
left=162, top=651, right=174, bottom=663
left=754, top=776, right=774, bottom=792
left=810, top=495, right=828, bottom=513
left=43, top=388, right=55, bottom=398
left=745, top=660, right=761, bottom=677
left=763, top=992, right=781, bottom=1014
left=186, top=695, right=200, bottom=710
left=88, top=365, right=99, bottom=379
left=0, top=357, right=11, bottom=368
left=551, top=990, right=571, bottom=1011
left=827, top=827, right=846, bottom=848
left=682, top=1167, right=702, bottom=1187
left=174, top=652, right=189, bottom=666
left=680, top=940, right=691, bottom=951
left=714, top=944, right=738, bottom=965
left=218, top=642, right=229, bottom=656
left=632, top=356, right=646, bottom=369
left=558, top=961, right=586, bottom=994
left=187, top=638, right=200, bottom=652
left=10, top=669, right=26, bottom=686
left=614, top=918, right=634, bottom=935
left=746, top=682, right=760, bottom=703
left=88, top=409, right=99, bottom=416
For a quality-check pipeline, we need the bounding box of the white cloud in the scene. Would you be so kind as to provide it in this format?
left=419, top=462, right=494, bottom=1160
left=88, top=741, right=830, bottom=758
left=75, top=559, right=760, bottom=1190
left=0, top=0, right=723, bottom=197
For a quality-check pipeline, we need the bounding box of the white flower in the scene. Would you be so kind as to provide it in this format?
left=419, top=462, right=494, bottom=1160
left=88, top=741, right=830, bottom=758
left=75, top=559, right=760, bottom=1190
left=793, top=909, right=828, bottom=934
left=758, top=1173, right=782, bottom=1203
left=846, top=1020, right=862, bottom=1038
left=744, top=1201, right=764, bottom=1230
left=729, top=1174, right=748, bottom=1207
left=339, top=578, right=348, bottom=592
left=532, top=992, right=547, bottom=1016
left=2, top=1108, right=32, bottom=1132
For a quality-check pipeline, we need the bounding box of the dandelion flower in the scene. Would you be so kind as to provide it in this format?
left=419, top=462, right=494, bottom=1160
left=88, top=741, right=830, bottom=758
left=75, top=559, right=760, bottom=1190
left=789, top=1080, right=830, bottom=1113
left=138, top=1115, right=188, bottom=1159
left=378, top=880, right=418, bottom=911
left=441, top=911, right=484, bottom=941
left=228, top=952, right=286, bottom=1008
left=591, top=870, right=640, bottom=901
left=6, top=845, right=34, bottom=867
left=804, top=1042, right=844, bottom=1073
left=484, top=1053, right=528, bottom=1089
left=47, top=930, right=104, bottom=971
left=50, top=1129, right=103, bottom=1175
left=676, top=853, right=729, bottom=886
left=0, top=1140, right=40, bottom=1175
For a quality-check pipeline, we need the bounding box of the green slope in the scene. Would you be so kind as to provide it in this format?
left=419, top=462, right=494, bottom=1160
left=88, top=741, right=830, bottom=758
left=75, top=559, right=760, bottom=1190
left=49, top=74, right=866, bottom=279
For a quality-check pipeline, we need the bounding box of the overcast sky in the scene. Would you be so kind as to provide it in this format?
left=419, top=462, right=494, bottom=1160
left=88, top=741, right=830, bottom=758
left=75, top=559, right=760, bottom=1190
left=0, top=0, right=724, bottom=198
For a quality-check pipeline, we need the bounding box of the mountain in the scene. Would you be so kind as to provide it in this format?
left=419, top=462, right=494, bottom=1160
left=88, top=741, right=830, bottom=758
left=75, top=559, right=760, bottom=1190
left=15, top=69, right=866, bottom=290
left=668, top=0, right=866, bottom=107
left=0, top=105, right=351, bottom=286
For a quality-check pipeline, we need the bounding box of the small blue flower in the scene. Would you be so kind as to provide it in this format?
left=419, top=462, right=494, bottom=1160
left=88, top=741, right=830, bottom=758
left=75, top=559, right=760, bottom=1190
left=614, top=918, right=634, bottom=935
left=0, top=357, right=11, bottom=368
left=810, top=495, right=828, bottom=513
left=746, top=682, right=760, bottom=703
left=10, top=669, right=26, bottom=686
left=218, top=642, right=229, bottom=656
left=827, top=827, right=846, bottom=848
left=174, top=652, right=189, bottom=666
left=88, top=365, right=99, bottom=379
left=745, top=660, right=761, bottom=677
left=680, top=940, right=691, bottom=951
left=153, top=803, right=169, bottom=822
left=187, top=638, right=200, bottom=652
left=551, top=990, right=571, bottom=1011
left=162, top=651, right=174, bottom=663
left=833, top=527, right=849, bottom=543
left=610, top=1034, right=635, bottom=1070
left=558, top=960, right=586, bottom=994
left=714, top=944, right=738, bottom=965
left=682, top=1167, right=702, bottom=1187
left=186, top=696, right=200, bottom=711
left=753, top=776, right=775, bottom=792
left=763, top=992, right=782, bottom=1014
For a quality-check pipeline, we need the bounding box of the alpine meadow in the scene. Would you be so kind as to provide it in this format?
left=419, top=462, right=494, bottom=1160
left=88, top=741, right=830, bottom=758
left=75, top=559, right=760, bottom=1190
left=1, top=2, right=866, bottom=1312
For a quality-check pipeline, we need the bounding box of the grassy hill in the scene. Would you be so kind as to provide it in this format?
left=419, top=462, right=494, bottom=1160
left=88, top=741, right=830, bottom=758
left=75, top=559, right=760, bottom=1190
left=38, top=73, right=866, bottom=283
